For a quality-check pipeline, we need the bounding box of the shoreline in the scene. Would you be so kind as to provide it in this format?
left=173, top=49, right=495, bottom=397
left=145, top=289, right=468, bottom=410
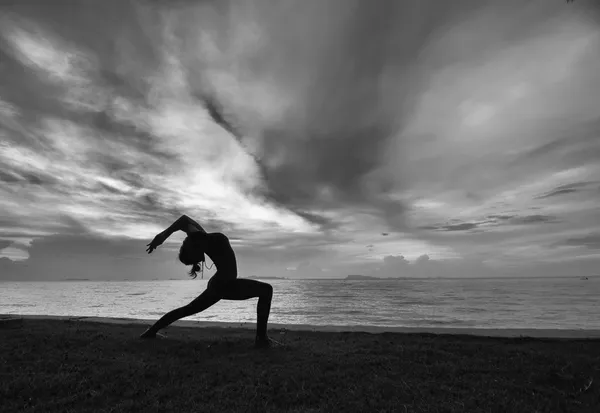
left=2, top=314, right=600, bottom=339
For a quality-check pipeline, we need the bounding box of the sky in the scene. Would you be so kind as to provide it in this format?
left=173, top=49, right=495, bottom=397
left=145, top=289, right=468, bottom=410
left=0, top=0, right=599, bottom=281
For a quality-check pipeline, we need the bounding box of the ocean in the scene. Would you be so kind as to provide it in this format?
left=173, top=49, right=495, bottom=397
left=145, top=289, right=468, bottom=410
left=1, top=277, right=598, bottom=329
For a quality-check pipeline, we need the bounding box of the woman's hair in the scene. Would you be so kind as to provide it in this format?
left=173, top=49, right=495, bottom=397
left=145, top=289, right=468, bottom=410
left=178, top=234, right=204, bottom=279
left=189, top=262, right=202, bottom=279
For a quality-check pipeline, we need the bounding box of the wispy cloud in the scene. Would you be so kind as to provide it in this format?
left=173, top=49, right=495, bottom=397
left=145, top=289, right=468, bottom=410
left=560, top=233, right=600, bottom=250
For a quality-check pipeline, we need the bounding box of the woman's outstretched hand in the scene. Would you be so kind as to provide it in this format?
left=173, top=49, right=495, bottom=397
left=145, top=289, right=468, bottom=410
left=146, top=232, right=168, bottom=254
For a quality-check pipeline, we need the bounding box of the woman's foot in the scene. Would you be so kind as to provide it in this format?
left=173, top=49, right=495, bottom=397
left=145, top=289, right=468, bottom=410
left=140, top=328, right=157, bottom=339
left=254, top=336, right=283, bottom=349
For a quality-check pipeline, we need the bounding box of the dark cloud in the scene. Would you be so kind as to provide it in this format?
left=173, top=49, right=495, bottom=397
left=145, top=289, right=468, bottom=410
left=418, top=225, right=439, bottom=231
left=515, top=118, right=600, bottom=168
left=200, top=94, right=243, bottom=141
left=0, top=170, right=20, bottom=183
left=536, top=182, right=595, bottom=199
left=511, top=215, right=557, bottom=225
left=419, top=222, right=480, bottom=232
left=0, top=240, right=13, bottom=250
left=537, top=188, right=578, bottom=198
left=122, top=194, right=186, bottom=224
left=420, top=214, right=559, bottom=233
left=185, top=0, right=521, bottom=221
left=0, top=43, right=64, bottom=127
left=487, top=215, right=515, bottom=221
left=18, top=171, right=46, bottom=185
left=0, top=168, right=55, bottom=186
left=486, top=214, right=559, bottom=226
left=292, top=210, right=339, bottom=232
left=561, top=233, right=600, bottom=249
left=89, top=110, right=178, bottom=166
left=444, top=223, right=479, bottom=232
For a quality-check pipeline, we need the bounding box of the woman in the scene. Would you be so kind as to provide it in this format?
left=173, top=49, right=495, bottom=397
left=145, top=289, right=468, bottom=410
left=140, top=214, right=276, bottom=348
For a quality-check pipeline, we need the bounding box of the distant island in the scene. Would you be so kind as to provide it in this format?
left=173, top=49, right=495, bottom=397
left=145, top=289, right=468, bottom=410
left=345, top=275, right=380, bottom=280
left=247, top=276, right=287, bottom=280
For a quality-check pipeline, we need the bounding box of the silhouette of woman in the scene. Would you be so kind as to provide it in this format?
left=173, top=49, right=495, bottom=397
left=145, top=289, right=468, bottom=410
left=140, top=214, right=277, bottom=348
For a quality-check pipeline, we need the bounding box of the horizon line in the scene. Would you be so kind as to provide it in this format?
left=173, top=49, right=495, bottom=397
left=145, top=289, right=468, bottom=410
left=1, top=274, right=597, bottom=282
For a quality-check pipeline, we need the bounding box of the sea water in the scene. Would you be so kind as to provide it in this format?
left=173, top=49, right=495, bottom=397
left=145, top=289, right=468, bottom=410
left=1, top=277, right=598, bottom=329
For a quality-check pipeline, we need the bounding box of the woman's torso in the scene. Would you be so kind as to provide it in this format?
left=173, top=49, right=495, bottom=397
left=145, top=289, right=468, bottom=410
left=203, top=232, right=237, bottom=277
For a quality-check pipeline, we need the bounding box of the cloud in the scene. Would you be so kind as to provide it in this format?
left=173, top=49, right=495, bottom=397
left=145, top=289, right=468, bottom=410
left=443, top=223, right=479, bottom=232
left=0, top=240, right=13, bottom=250
left=536, top=181, right=596, bottom=199
left=1, top=0, right=599, bottom=279
left=370, top=253, right=500, bottom=278
left=0, top=17, right=316, bottom=242
left=419, top=214, right=559, bottom=233
left=511, top=215, right=558, bottom=225
left=560, top=233, right=600, bottom=249
left=286, top=261, right=325, bottom=279
left=178, top=0, right=549, bottom=223
left=0, top=231, right=192, bottom=281
left=383, top=254, right=410, bottom=268
left=487, top=215, right=515, bottom=221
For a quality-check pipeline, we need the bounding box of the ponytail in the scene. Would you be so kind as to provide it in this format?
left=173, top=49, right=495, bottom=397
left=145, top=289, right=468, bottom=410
left=189, top=262, right=203, bottom=279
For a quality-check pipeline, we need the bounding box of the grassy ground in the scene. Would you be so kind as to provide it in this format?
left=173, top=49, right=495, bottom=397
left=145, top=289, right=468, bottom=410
left=1, top=319, right=599, bottom=413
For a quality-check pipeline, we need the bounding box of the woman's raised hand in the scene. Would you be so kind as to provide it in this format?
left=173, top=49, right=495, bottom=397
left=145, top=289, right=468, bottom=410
left=146, top=232, right=168, bottom=254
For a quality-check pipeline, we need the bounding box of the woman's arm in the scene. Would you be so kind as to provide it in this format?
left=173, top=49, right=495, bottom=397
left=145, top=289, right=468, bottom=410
left=183, top=215, right=207, bottom=234
left=164, top=215, right=207, bottom=237
left=146, top=215, right=206, bottom=254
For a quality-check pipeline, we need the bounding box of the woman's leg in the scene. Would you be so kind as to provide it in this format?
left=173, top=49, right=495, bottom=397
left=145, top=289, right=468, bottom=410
left=219, top=278, right=274, bottom=343
left=141, top=289, right=221, bottom=338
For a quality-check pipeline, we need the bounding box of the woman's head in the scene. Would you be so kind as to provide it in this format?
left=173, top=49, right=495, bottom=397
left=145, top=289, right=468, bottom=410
left=178, top=234, right=205, bottom=278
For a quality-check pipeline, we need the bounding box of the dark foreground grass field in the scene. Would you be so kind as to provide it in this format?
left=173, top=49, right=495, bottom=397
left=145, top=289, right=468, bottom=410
left=1, top=320, right=600, bottom=413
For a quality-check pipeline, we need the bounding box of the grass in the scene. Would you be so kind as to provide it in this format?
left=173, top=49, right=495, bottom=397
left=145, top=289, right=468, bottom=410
left=1, top=319, right=600, bottom=413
